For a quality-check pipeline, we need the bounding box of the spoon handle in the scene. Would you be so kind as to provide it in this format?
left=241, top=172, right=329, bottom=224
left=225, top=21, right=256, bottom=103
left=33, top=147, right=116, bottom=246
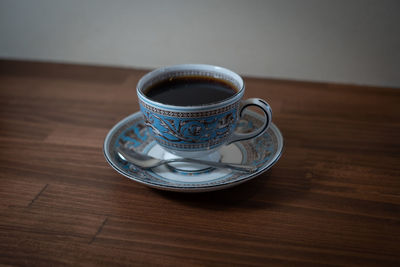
left=168, top=158, right=257, bottom=172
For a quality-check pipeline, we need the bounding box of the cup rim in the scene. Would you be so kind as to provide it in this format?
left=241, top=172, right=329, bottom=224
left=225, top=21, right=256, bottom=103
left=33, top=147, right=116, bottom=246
left=136, top=64, right=244, bottom=111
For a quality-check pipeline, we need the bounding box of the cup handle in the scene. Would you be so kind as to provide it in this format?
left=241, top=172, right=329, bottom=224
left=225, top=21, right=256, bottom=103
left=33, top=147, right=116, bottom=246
left=228, top=98, right=272, bottom=144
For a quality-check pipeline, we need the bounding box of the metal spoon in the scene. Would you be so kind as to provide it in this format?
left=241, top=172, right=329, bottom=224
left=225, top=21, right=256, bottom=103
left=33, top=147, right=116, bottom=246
left=115, top=146, right=257, bottom=172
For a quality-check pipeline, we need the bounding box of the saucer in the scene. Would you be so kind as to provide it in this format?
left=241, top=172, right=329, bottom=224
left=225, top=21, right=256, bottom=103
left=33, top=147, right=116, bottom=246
left=103, top=110, right=283, bottom=192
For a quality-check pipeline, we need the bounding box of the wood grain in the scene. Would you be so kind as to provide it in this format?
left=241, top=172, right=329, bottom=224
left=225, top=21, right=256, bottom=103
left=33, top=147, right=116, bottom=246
left=0, top=59, right=399, bottom=266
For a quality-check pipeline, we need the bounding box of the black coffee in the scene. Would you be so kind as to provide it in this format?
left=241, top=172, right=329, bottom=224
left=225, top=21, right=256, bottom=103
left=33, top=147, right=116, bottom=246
left=144, top=76, right=237, bottom=106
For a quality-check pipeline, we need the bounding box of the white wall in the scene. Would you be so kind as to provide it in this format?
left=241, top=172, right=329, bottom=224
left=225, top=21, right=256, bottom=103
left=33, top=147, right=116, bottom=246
left=0, top=0, right=399, bottom=87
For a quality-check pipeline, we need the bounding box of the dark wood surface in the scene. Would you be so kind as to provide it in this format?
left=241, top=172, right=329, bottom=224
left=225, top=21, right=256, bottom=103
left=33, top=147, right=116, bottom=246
left=0, top=60, right=399, bottom=266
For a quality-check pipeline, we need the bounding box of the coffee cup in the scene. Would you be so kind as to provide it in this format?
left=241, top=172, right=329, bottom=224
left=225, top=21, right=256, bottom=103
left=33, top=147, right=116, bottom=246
left=136, top=64, right=272, bottom=159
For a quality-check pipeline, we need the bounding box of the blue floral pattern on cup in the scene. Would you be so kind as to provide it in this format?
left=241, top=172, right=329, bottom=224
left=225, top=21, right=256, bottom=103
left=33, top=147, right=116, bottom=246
left=139, top=100, right=240, bottom=151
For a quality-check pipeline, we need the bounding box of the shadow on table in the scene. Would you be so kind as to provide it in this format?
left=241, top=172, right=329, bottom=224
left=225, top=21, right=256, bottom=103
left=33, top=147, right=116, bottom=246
left=152, top=172, right=280, bottom=211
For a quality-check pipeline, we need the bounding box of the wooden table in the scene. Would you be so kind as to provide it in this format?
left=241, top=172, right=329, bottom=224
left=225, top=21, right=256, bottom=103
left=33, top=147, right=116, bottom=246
left=0, top=60, right=399, bottom=266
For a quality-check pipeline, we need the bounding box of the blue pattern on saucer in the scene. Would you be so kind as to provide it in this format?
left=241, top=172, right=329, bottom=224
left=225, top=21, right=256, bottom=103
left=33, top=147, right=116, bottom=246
left=104, top=110, right=283, bottom=192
